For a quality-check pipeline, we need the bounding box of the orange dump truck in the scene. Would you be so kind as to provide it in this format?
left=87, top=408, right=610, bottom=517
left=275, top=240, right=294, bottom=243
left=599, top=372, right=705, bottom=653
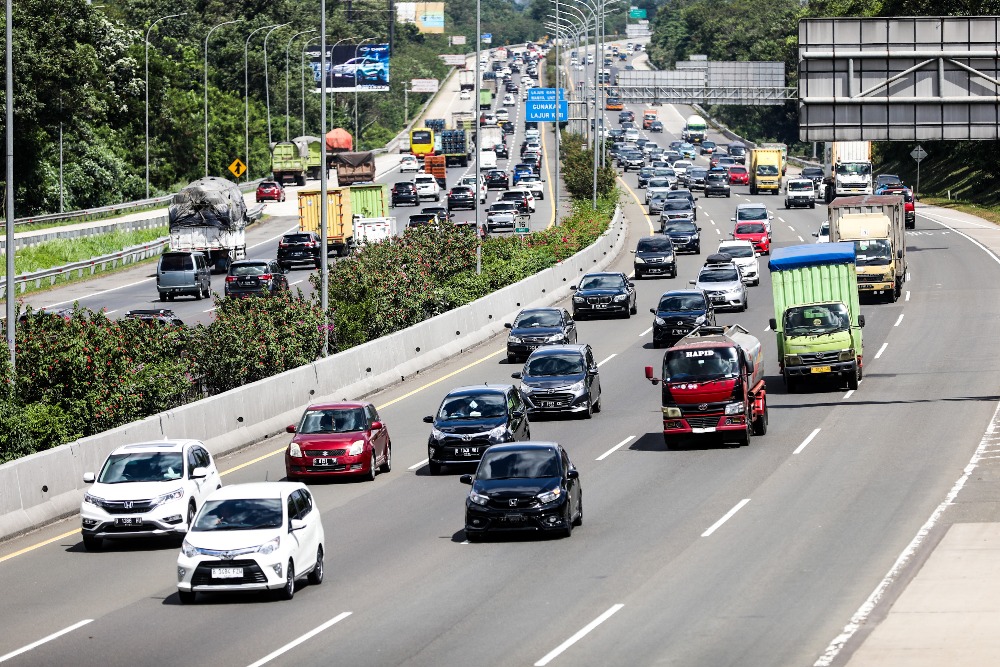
left=642, top=109, right=658, bottom=130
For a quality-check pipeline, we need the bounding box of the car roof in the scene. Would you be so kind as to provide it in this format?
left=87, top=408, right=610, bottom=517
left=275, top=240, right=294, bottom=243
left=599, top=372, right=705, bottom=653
left=659, top=289, right=705, bottom=299
left=446, top=384, right=513, bottom=396
left=112, top=439, right=202, bottom=455
left=231, top=259, right=269, bottom=266
left=527, top=344, right=587, bottom=358
left=304, top=401, right=369, bottom=411
left=483, top=441, right=560, bottom=454
left=719, top=239, right=754, bottom=248
left=206, top=482, right=304, bottom=501
left=738, top=202, right=767, bottom=209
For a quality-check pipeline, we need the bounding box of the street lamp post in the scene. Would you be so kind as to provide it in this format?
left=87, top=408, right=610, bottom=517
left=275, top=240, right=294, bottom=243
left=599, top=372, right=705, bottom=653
left=475, top=0, right=481, bottom=274
left=353, top=37, right=376, bottom=146
left=145, top=12, right=186, bottom=199
left=246, top=24, right=281, bottom=184
left=204, top=19, right=242, bottom=178
left=320, top=2, right=329, bottom=357
left=302, top=36, right=320, bottom=136
left=5, top=0, right=15, bottom=373
left=286, top=29, right=316, bottom=141
left=263, top=23, right=290, bottom=147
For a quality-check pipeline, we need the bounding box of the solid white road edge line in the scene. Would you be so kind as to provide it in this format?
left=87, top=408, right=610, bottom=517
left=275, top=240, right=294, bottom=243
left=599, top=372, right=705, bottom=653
left=408, top=458, right=429, bottom=471
left=814, top=397, right=1000, bottom=666
left=596, top=436, right=635, bottom=461
left=596, top=354, right=616, bottom=367
left=798, top=236, right=804, bottom=242
left=905, top=290, right=911, bottom=302
left=246, top=612, right=352, bottom=667
left=794, top=428, right=822, bottom=455
left=701, top=499, right=750, bottom=537
left=639, top=326, right=652, bottom=336
left=0, top=619, right=94, bottom=663
left=894, top=313, right=904, bottom=327
left=534, top=604, right=625, bottom=667
left=874, top=342, right=889, bottom=359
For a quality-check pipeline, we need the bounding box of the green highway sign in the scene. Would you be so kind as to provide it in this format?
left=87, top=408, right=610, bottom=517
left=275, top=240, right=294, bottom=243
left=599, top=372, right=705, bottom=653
left=629, top=8, right=647, bottom=19
left=515, top=227, right=530, bottom=235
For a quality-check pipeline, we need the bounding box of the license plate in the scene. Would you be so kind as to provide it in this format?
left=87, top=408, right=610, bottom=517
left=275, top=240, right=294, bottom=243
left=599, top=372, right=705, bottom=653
left=647, top=268, right=663, bottom=273
left=712, top=296, right=726, bottom=302
left=539, top=401, right=558, bottom=408
left=238, top=279, right=256, bottom=286
left=114, top=517, right=142, bottom=527
left=211, top=568, right=244, bottom=579
left=594, top=303, right=608, bottom=309
left=672, top=329, right=687, bottom=335
left=504, top=514, right=525, bottom=522
left=313, top=458, right=337, bottom=466
left=811, top=366, right=832, bottom=374
left=458, top=448, right=479, bottom=457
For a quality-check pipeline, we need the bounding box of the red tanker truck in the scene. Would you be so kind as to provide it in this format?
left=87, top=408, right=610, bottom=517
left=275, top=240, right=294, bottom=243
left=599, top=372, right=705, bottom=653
left=644, top=324, right=768, bottom=448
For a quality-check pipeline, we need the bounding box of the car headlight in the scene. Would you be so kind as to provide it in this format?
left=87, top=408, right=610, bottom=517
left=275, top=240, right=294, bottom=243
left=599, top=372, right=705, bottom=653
left=84, top=492, right=104, bottom=507
left=508, top=335, right=522, bottom=343
left=181, top=539, right=199, bottom=558
left=537, top=487, right=562, bottom=504
left=257, top=536, right=281, bottom=555
left=573, top=296, right=584, bottom=303
left=348, top=440, right=365, bottom=456
left=469, top=490, right=490, bottom=506
left=487, top=425, right=510, bottom=442
left=727, top=289, right=743, bottom=297
left=546, top=334, right=566, bottom=343
left=430, top=426, right=447, bottom=441
left=289, top=442, right=303, bottom=458
left=785, top=355, right=802, bottom=367
left=566, top=380, right=586, bottom=393
left=654, top=316, right=666, bottom=326
left=154, top=488, right=185, bottom=507
left=839, top=349, right=856, bottom=362
left=662, top=406, right=682, bottom=418
left=725, top=402, right=745, bottom=416
left=634, top=256, right=646, bottom=264
left=613, top=294, right=628, bottom=302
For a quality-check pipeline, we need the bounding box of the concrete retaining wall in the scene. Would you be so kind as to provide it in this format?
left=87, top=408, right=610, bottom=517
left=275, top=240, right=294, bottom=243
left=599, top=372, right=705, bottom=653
left=0, top=205, right=628, bottom=542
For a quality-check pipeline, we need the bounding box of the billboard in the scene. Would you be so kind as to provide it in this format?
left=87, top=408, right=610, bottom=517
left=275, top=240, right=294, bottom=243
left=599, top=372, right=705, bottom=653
left=438, top=54, right=466, bottom=66
left=411, top=78, right=440, bottom=93
left=450, top=35, right=466, bottom=46
left=396, top=2, right=445, bottom=34
left=310, top=43, right=391, bottom=93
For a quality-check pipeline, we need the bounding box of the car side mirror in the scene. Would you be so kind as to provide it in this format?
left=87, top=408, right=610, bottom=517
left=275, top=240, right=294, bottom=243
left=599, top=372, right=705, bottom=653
left=191, top=467, right=208, bottom=480
left=286, top=424, right=297, bottom=433
left=370, top=421, right=383, bottom=431
left=769, top=318, right=777, bottom=331
left=511, top=372, right=522, bottom=379
left=567, top=469, right=580, bottom=480
left=459, top=474, right=474, bottom=485
left=896, top=249, right=902, bottom=259
left=290, top=518, right=307, bottom=532
left=769, top=214, right=774, bottom=220
left=649, top=308, right=655, bottom=314
left=644, top=365, right=660, bottom=385
left=423, top=415, right=434, bottom=424
left=570, top=285, right=577, bottom=290
left=83, top=472, right=95, bottom=484
left=628, top=281, right=635, bottom=287
left=858, top=315, right=866, bottom=328
left=504, top=322, right=513, bottom=329
left=698, top=227, right=703, bottom=232
left=812, top=232, right=818, bottom=237
left=730, top=217, right=736, bottom=222
left=512, top=409, right=526, bottom=419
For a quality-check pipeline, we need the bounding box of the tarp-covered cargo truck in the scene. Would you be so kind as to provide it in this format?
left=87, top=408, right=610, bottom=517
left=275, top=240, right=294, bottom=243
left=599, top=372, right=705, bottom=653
left=750, top=148, right=782, bottom=195
left=768, top=243, right=865, bottom=393
left=644, top=324, right=768, bottom=448
left=271, top=140, right=309, bottom=186
left=169, top=177, right=248, bottom=273
left=330, top=151, right=376, bottom=186
left=298, top=184, right=388, bottom=256
left=479, top=89, right=493, bottom=109
left=294, top=135, right=323, bottom=180
left=828, top=194, right=907, bottom=302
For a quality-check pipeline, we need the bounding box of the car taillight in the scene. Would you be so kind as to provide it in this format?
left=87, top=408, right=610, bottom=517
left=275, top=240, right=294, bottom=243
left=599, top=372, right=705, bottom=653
left=260, top=274, right=273, bottom=281
left=279, top=243, right=288, bottom=248
left=226, top=276, right=237, bottom=282
left=306, top=242, right=316, bottom=248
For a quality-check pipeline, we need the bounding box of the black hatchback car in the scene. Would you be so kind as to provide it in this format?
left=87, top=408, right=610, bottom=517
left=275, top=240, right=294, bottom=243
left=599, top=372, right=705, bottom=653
left=447, top=186, right=477, bottom=211
left=423, top=385, right=530, bottom=475
left=512, top=344, right=601, bottom=418
left=660, top=219, right=702, bottom=254
left=391, top=181, right=419, bottom=207
left=571, top=272, right=637, bottom=319
left=650, top=289, right=715, bottom=348
left=460, top=442, right=582, bottom=540
left=633, top=236, right=677, bottom=279
left=277, top=232, right=321, bottom=270
left=485, top=170, right=509, bottom=190
left=504, top=307, right=578, bottom=362
left=224, top=259, right=290, bottom=298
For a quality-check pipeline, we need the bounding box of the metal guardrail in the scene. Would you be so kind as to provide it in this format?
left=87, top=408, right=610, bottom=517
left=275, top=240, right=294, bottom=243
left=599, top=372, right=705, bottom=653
left=0, top=204, right=266, bottom=300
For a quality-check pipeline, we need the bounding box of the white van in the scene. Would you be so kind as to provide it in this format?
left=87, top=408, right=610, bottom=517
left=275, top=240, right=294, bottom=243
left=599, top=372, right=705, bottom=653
left=479, top=150, right=498, bottom=171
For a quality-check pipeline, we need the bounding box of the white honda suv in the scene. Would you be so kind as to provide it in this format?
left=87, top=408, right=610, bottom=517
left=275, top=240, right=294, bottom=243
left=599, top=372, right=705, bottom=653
left=81, top=440, right=222, bottom=551
left=177, top=482, right=325, bottom=603
left=413, top=174, right=441, bottom=201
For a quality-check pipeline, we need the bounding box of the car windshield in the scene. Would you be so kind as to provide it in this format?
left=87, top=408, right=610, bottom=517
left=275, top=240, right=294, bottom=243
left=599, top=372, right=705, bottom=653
left=664, top=347, right=739, bottom=382
left=98, top=452, right=184, bottom=483
left=699, top=266, right=740, bottom=283
left=663, top=221, right=697, bottom=233
left=738, top=208, right=768, bottom=221
left=703, top=141, right=716, bottom=148
left=491, top=203, right=516, bottom=211
left=789, top=181, right=813, bottom=191
left=579, top=274, right=625, bottom=290
left=637, top=238, right=673, bottom=252
left=658, top=295, right=705, bottom=312
left=819, top=223, right=830, bottom=235
left=837, top=163, right=872, bottom=176
left=707, top=175, right=726, bottom=183
left=298, top=408, right=366, bottom=434
left=674, top=161, right=691, bottom=169
left=438, top=393, right=507, bottom=420
left=853, top=239, right=893, bottom=266
left=648, top=179, right=671, bottom=189
left=729, top=146, right=746, bottom=155
left=688, top=168, right=707, bottom=177
left=193, top=498, right=284, bottom=531
left=409, top=215, right=436, bottom=225
left=477, top=449, right=561, bottom=480
left=736, top=223, right=766, bottom=235
left=639, top=168, right=654, bottom=176
left=525, top=353, right=586, bottom=377
left=230, top=263, right=268, bottom=276
left=664, top=200, right=693, bottom=211
left=784, top=303, right=851, bottom=336
left=720, top=245, right=754, bottom=258
left=514, top=311, right=562, bottom=327
left=756, top=165, right=779, bottom=176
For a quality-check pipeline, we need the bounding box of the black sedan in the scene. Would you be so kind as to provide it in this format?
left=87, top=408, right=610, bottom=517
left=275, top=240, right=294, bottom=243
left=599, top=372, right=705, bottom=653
left=485, top=170, right=509, bottom=190
left=571, top=272, right=637, bottom=319
left=391, top=181, right=419, bottom=207
left=224, top=259, right=290, bottom=298
left=503, top=307, right=578, bottom=363
left=650, top=120, right=664, bottom=132
left=650, top=289, right=715, bottom=348
left=633, top=236, right=677, bottom=279
left=447, top=186, right=477, bottom=211
left=636, top=167, right=656, bottom=188
left=461, top=442, right=582, bottom=540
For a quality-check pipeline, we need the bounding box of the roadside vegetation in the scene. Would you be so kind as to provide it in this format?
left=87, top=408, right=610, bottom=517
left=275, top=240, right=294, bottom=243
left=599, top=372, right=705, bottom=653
left=2, top=227, right=168, bottom=275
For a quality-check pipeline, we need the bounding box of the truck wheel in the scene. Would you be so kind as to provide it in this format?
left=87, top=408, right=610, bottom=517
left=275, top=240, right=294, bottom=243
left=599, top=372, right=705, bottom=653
left=738, top=422, right=751, bottom=447
left=752, top=398, right=768, bottom=436
left=847, top=363, right=860, bottom=390
left=784, top=371, right=798, bottom=394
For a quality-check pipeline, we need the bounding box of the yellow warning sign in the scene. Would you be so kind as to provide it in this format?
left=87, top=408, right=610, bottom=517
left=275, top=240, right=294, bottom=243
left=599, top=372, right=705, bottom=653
left=228, top=158, right=247, bottom=178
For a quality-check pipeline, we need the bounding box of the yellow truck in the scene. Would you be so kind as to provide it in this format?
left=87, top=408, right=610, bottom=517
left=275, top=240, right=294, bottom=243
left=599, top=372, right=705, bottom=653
left=298, top=184, right=389, bottom=256
left=828, top=194, right=907, bottom=302
left=749, top=148, right=782, bottom=196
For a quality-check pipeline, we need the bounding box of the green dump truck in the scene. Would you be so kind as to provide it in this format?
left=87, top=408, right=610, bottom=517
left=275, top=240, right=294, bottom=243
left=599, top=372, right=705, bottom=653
left=768, top=243, right=866, bottom=393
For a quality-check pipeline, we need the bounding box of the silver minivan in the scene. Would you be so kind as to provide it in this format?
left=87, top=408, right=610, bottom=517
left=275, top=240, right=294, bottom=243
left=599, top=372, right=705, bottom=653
left=157, top=251, right=211, bottom=301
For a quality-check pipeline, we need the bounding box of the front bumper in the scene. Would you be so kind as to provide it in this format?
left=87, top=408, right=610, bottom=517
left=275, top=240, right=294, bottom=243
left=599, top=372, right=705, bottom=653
left=465, top=499, right=571, bottom=534
left=286, top=451, right=372, bottom=478
left=653, top=323, right=694, bottom=346
left=177, top=554, right=285, bottom=593
left=634, top=261, right=676, bottom=276
left=573, top=300, right=630, bottom=315
left=523, top=389, right=590, bottom=414
left=857, top=276, right=894, bottom=292
left=785, top=196, right=813, bottom=207
left=81, top=499, right=188, bottom=539
left=662, top=411, right=748, bottom=435
left=667, top=237, right=700, bottom=253
left=707, top=293, right=745, bottom=311
left=784, top=360, right=856, bottom=378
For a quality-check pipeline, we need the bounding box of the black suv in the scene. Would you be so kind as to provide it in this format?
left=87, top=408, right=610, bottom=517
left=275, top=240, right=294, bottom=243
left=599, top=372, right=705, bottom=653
left=704, top=172, right=731, bottom=198
left=485, top=170, right=509, bottom=190
left=224, top=259, right=290, bottom=298
left=493, top=142, right=510, bottom=159
left=391, top=181, right=419, bottom=207
left=636, top=167, right=655, bottom=188
left=650, top=290, right=715, bottom=348
left=512, top=345, right=601, bottom=418
left=423, top=385, right=530, bottom=475
left=499, top=190, right=531, bottom=214
left=633, top=236, right=677, bottom=279
left=504, top=307, right=578, bottom=362
left=447, top=186, right=477, bottom=211
left=661, top=219, right=702, bottom=254
left=277, top=232, right=321, bottom=270
left=571, top=272, right=637, bottom=319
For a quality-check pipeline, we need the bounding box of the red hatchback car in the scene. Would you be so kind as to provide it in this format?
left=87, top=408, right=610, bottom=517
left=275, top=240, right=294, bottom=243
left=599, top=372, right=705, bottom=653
left=733, top=222, right=770, bottom=254
left=727, top=165, right=749, bottom=185
left=256, top=181, right=286, bottom=202
left=285, top=402, right=391, bottom=481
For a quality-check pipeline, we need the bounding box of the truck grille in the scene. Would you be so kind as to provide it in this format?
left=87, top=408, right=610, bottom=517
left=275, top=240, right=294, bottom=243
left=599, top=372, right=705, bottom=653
left=685, top=415, right=722, bottom=429
left=857, top=274, right=885, bottom=283
left=800, top=351, right=841, bottom=364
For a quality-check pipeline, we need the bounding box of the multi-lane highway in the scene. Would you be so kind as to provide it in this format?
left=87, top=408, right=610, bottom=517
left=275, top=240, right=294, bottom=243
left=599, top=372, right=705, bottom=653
left=3, top=43, right=1000, bottom=667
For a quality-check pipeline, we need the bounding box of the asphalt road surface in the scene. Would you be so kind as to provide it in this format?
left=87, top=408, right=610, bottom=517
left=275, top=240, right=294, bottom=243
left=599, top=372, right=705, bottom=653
left=2, top=44, right=999, bottom=667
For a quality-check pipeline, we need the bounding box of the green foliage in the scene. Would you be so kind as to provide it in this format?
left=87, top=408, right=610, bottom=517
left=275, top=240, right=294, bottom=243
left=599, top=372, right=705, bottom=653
left=559, top=132, right=617, bottom=200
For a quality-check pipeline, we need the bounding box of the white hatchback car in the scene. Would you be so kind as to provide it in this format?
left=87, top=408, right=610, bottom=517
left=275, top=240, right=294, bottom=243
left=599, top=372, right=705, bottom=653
left=399, top=155, right=419, bottom=172
left=81, top=440, right=222, bottom=551
left=177, top=482, right=324, bottom=603
left=717, top=239, right=761, bottom=286
left=503, top=93, right=516, bottom=106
